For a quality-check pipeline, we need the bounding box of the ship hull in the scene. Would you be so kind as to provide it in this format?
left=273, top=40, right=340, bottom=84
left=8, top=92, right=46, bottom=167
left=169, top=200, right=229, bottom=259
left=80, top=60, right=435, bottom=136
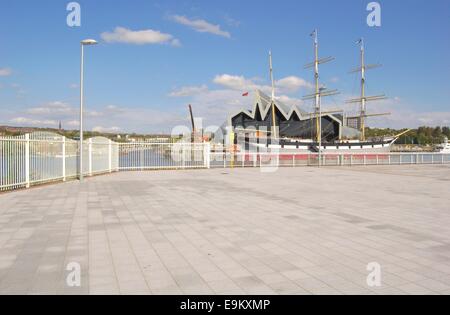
left=247, top=137, right=396, bottom=153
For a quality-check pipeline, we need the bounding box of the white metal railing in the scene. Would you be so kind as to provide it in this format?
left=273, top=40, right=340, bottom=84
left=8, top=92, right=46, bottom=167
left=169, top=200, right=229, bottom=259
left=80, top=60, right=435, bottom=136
left=118, top=142, right=210, bottom=170
left=209, top=152, right=450, bottom=168
left=0, top=134, right=27, bottom=190
left=0, top=132, right=120, bottom=192
left=0, top=133, right=211, bottom=192
left=1, top=132, right=449, bottom=192
left=84, top=137, right=119, bottom=175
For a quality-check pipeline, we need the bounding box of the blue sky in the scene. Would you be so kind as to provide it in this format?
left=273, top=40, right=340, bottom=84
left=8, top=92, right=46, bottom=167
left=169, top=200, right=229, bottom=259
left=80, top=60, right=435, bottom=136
left=0, top=0, right=449, bottom=133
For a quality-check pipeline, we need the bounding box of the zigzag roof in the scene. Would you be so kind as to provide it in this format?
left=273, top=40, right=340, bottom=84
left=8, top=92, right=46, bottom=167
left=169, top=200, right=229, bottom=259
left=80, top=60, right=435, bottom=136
left=228, top=90, right=340, bottom=124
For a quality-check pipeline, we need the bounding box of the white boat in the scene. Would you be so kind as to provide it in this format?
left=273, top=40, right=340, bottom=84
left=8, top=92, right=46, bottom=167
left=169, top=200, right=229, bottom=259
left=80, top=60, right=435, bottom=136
left=438, top=137, right=450, bottom=153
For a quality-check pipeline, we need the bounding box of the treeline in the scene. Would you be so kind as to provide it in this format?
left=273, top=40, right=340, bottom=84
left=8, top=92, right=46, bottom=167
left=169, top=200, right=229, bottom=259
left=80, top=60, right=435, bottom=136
left=0, top=126, right=173, bottom=142
left=366, top=126, right=450, bottom=145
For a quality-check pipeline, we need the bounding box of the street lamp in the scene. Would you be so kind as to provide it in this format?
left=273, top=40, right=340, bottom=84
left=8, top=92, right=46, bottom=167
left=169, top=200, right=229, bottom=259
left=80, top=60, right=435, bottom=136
left=79, top=39, right=98, bottom=181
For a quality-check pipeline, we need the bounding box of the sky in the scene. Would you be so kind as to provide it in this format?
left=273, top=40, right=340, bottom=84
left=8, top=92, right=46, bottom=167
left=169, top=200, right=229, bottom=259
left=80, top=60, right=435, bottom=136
left=0, top=0, right=449, bottom=134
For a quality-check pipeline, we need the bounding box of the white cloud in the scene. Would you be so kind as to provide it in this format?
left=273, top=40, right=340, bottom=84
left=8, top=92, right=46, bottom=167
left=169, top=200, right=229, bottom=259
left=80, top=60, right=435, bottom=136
left=182, top=89, right=253, bottom=126
left=23, top=101, right=105, bottom=119
left=186, top=86, right=450, bottom=129
left=213, top=74, right=261, bottom=91
left=1, top=101, right=186, bottom=133
left=169, top=85, right=209, bottom=97
left=104, top=105, right=125, bottom=113
left=276, top=76, right=313, bottom=93
left=5, top=101, right=108, bottom=129
left=170, top=15, right=231, bottom=38
left=92, top=126, right=121, bottom=133
left=167, top=74, right=314, bottom=126
left=213, top=74, right=312, bottom=95
left=337, top=95, right=450, bottom=129
left=224, top=15, right=241, bottom=27
left=26, top=101, right=73, bottom=115
left=0, top=68, right=12, bottom=76
left=275, top=95, right=304, bottom=107
left=101, top=27, right=180, bottom=46
left=66, top=120, right=80, bottom=127
left=10, top=117, right=58, bottom=126
left=374, top=107, right=450, bottom=129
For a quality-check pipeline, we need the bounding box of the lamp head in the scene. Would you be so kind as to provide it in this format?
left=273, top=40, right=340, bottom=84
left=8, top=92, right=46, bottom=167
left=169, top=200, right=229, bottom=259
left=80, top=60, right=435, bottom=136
left=81, top=39, right=98, bottom=46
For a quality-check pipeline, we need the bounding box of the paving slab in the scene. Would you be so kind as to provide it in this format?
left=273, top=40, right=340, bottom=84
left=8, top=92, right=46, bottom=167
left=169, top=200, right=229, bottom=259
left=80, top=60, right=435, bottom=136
left=0, top=165, right=449, bottom=295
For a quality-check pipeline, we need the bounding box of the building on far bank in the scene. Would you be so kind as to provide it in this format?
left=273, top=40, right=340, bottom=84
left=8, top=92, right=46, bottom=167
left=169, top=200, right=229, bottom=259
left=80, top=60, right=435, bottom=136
left=214, top=90, right=360, bottom=142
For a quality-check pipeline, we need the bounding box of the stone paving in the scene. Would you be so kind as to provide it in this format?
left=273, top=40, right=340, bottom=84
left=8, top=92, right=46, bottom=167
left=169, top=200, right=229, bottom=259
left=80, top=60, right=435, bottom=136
left=0, top=165, right=449, bottom=295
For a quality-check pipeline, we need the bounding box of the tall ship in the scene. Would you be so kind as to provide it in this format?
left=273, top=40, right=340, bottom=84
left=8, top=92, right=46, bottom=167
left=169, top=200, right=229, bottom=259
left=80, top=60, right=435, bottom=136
left=219, top=30, right=409, bottom=153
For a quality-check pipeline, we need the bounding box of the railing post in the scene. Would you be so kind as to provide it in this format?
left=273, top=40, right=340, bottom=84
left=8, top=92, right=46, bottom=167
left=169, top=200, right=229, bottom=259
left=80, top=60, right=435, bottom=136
left=108, top=139, right=112, bottom=173
left=182, top=144, right=186, bottom=169
left=431, top=154, right=434, bottom=164
left=140, top=144, right=144, bottom=171
left=376, top=154, right=379, bottom=165
left=207, top=143, right=211, bottom=169
left=88, top=138, right=93, bottom=176
left=388, top=154, right=391, bottom=165
left=203, top=143, right=207, bottom=169
left=25, top=134, right=30, bottom=188
left=203, top=142, right=211, bottom=169
left=442, top=154, right=444, bottom=164
left=62, top=136, right=66, bottom=181
left=116, top=143, right=120, bottom=171
left=364, top=155, right=367, bottom=165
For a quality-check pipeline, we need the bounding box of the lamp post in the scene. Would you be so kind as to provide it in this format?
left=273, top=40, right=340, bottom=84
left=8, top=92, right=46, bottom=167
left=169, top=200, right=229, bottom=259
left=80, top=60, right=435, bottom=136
left=79, top=39, right=98, bottom=181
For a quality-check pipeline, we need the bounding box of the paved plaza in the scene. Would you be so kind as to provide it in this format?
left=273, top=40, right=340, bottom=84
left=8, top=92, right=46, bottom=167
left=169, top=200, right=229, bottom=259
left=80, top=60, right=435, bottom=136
left=0, top=165, right=449, bottom=295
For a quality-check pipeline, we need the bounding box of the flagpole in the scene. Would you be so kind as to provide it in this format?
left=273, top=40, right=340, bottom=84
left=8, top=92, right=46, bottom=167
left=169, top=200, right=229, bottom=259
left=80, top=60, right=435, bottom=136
left=269, top=51, right=277, bottom=139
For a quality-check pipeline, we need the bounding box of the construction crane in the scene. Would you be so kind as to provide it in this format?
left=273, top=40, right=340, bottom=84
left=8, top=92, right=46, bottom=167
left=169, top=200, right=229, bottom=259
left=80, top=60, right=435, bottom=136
left=188, top=104, right=195, bottom=133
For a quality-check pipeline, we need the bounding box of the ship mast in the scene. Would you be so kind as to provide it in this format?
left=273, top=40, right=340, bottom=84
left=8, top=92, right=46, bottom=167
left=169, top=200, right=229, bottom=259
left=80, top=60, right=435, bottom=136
left=360, top=39, right=366, bottom=140
left=313, top=31, right=320, bottom=141
left=269, top=51, right=277, bottom=139
left=303, top=29, right=338, bottom=143
left=346, top=38, right=389, bottom=141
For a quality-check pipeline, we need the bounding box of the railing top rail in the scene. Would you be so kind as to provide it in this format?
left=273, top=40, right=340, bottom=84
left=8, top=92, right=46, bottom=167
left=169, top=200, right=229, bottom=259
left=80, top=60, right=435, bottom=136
left=29, top=131, right=64, bottom=141
left=209, top=152, right=449, bottom=155
left=0, top=134, right=26, bottom=140
left=86, top=136, right=112, bottom=144
left=117, top=142, right=207, bottom=145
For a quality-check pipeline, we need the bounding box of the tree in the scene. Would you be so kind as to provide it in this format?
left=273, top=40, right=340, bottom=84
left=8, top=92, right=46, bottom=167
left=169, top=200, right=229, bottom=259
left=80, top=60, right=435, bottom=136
left=432, top=127, right=442, bottom=138
left=442, top=127, right=450, bottom=138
